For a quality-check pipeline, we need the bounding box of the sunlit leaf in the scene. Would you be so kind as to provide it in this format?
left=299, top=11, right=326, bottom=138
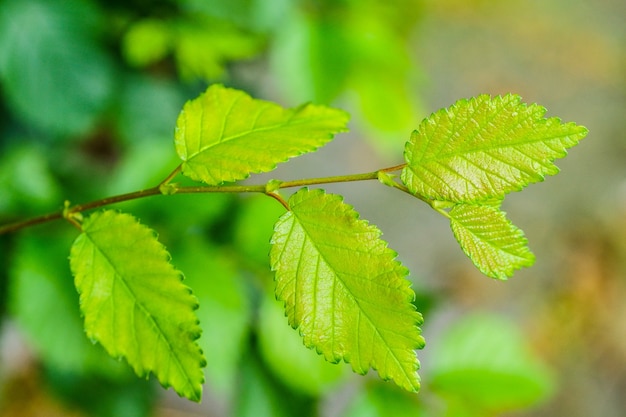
left=270, top=188, right=424, bottom=391
left=174, top=84, right=349, bottom=185
left=448, top=203, right=535, bottom=279
left=401, top=94, right=588, bottom=202
left=69, top=210, right=206, bottom=401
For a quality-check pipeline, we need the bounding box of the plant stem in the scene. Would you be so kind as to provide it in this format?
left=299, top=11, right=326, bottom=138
left=0, top=166, right=402, bottom=235
left=159, top=164, right=182, bottom=188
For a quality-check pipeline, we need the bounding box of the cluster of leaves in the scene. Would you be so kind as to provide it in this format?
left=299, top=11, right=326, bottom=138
left=0, top=0, right=589, bottom=415
left=49, top=84, right=586, bottom=401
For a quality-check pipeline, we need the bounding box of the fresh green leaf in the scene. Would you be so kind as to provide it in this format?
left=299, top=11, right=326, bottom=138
left=174, top=84, right=350, bottom=185
left=69, top=210, right=206, bottom=401
left=448, top=203, right=535, bottom=279
left=429, top=314, right=555, bottom=413
left=270, top=188, right=424, bottom=391
left=401, top=94, right=588, bottom=202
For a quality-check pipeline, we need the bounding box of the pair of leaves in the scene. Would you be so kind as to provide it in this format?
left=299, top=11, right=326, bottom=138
left=402, top=94, right=588, bottom=278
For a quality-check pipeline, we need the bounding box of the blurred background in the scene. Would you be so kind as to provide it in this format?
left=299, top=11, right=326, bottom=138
left=0, top=0, right=624, bottom=416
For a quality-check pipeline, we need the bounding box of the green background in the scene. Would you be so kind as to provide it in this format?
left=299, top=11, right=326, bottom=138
left=0, top=0, right=624, bottom=416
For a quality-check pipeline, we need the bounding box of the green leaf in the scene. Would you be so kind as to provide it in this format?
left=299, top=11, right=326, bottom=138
left=69, top=210, right=206, bottom=401
left=270, top=188, right=424, bottom=391
left=448, top=203, right=535, bottom=279
left=0, top=0, right=114, bottom=137
left=429, top=314, right=555, bottom=413
left=401, top=94, right=588, bottom=202
left=174, top=84, right=350, bottom=185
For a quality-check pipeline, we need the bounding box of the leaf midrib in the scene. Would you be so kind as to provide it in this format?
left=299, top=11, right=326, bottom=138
left=189, top=107, right=337, bottom=159
left=290, top=210, right=418, bottom=389
left=416, top=129, right=575, bottom=164
left=83, top=229, right=196, bottom=394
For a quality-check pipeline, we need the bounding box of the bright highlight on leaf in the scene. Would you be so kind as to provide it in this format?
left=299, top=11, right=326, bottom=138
left=448, top=203, right=535, bottom=279
left=401, top=94, right=588, bottom=202
left=69, top=210, right=206, bottom=402
left=270, top=188, right=425, bottom=392
left=174, top=84, right=350, bottom=185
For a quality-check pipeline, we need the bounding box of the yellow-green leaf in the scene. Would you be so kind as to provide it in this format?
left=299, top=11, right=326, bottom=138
left=270, top=188, right=425, bottom=391
left=449, top=203, right=535, bottom=279
left=69, top=210, right=206, bottom=401
left=174, top=84, right=349, bottom=185
left=401, top=94, right=588, bottom=202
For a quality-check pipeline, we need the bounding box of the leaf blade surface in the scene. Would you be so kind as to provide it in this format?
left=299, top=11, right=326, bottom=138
left=175, top=84, right=349, bottom=184
left=270, top=188, right=424, bottom=391
left=401, top=94, right=588, bottom=202
left=69, top=210, right=206, bottom=401
left=449, top=203, right=535, bottom=279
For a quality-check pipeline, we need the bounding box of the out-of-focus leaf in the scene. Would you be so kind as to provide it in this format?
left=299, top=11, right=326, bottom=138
left=174, top=84, right=349, bottom=185
left=180, top=0, right=292, bottom=32
left=233, top=194, right=286, bottom=266
left=0, top=145, right=61, bottom=215
left=429, top=314, right=555, bottom=413
left=115, top=76, right=186, bottom=144
left=122, top=19, right=171, bottom=68
left=235, top=352, right=316, bottom=417
left=270, top=188, right=424, bottom=391
left=173, top=18, right=264, bottom=81
left=271, top=13, right=353, bottom=104
left=172, top=237, right=251, bottom=397
left=70, top=210, right=206, bottom=401
left=8, top=231, right=128, bottom=378
left=0, top=0, right=114, bottom=137
left=341, top=382, right=428, bottom=417
left=257, top=290, right=348, bottom=396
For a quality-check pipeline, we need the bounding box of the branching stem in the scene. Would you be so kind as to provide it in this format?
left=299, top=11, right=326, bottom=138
left=0, top=165, right=416, bottom=235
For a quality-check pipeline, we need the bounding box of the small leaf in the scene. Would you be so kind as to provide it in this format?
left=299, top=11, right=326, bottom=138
left=270, top=188, right=425, bottom=391
left=401, top=94, right=588, bottom=202
left=175, top=84, right=350, bottom=185
left=69, top=210, right=206, bottom=401
left=448, top=203, right=535, bottom=279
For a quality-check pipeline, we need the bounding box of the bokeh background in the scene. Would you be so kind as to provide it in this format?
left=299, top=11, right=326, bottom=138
left=0, top=0, right=624, bottom=416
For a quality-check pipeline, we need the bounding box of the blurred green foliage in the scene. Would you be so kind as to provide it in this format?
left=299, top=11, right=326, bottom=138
left=0, top=0, right=564, bottom=416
